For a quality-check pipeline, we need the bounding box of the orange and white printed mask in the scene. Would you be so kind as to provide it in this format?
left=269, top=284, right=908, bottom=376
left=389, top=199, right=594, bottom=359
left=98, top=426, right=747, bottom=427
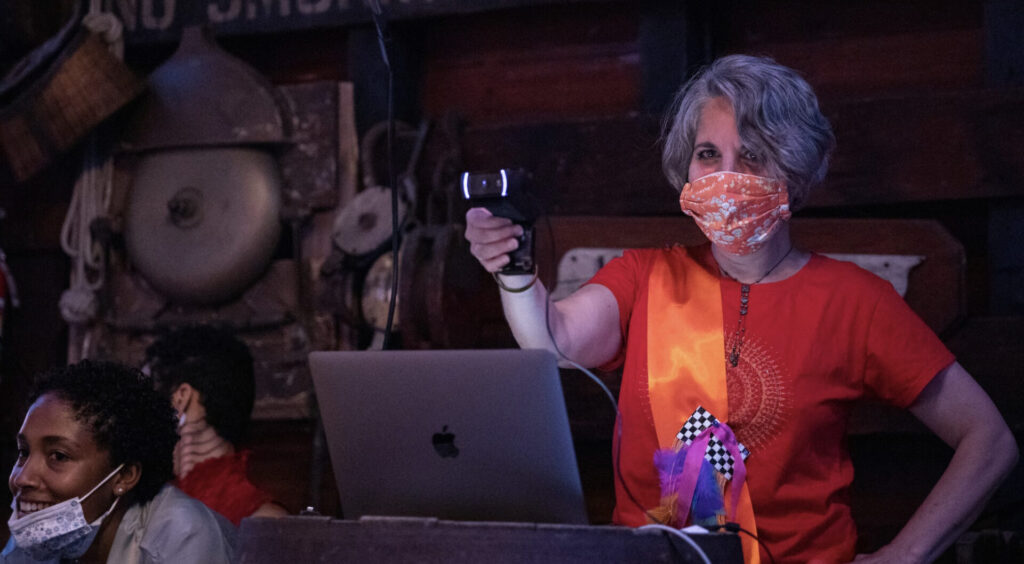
left=679, top=171, right=792, bottom=256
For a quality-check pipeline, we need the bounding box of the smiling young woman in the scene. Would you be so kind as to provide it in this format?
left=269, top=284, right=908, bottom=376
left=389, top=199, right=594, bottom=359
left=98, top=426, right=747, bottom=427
left=3, top=360, right=235, bottom=564
left=8, top=393, right=132, bottom=560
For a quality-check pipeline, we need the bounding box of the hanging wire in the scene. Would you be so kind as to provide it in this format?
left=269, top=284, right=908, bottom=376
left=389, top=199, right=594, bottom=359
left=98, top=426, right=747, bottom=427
left=363, top=0, right=401, bottom=350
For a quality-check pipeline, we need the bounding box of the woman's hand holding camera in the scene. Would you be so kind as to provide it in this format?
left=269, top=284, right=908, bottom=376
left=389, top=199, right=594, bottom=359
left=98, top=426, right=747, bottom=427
left=465, top=208, right=524, bottom=273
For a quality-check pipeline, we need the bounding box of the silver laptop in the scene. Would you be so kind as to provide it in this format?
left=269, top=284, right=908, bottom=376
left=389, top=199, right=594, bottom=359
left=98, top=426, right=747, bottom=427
left=308, top=348, right=589, bottom=524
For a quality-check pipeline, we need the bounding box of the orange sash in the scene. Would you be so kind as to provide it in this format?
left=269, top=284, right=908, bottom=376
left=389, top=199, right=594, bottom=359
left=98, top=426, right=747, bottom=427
left=647, top=246, right=760, bottom=564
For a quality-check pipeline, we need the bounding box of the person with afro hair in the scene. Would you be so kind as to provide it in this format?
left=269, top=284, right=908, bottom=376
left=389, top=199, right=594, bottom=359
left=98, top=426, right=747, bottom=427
left=4, top=360, right=235, bottom=563
left=144, top=325, right=287, bottom=525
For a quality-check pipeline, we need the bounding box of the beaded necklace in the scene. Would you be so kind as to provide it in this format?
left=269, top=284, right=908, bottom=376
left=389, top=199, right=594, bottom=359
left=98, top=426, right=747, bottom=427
left=719, top=245, right=794, bottom=367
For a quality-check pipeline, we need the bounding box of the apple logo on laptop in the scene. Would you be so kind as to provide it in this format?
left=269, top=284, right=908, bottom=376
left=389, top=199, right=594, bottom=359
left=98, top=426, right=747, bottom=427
left=432, top=425, right=459, bottom=458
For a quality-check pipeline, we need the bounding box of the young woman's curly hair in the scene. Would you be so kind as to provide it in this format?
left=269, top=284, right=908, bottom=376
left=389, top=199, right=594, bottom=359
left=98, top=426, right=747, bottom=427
left=30, top=360, right=178, bottom=504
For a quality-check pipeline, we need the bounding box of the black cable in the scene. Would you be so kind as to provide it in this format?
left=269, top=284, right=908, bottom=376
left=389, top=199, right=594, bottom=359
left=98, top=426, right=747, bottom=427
left=364, top=0, right=400, bottom=350
left=709, top=523, right=776, bottom=564
left=366, top=2, right=390, bottom=69
left=538, top=215, right=663, bottom=525
left=382, top=64, right=399, bottom=350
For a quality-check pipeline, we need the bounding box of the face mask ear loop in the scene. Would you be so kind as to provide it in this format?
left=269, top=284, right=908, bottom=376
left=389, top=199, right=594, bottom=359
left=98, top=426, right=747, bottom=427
left=174, top=387, right=193, bottom=427
left=79, top=463, right=125, bottom=503
left=78, top=463, right=126, bottom=524
left=88, top=495, right=119, bottom=526
left=778, top=188, right=792, bottom=220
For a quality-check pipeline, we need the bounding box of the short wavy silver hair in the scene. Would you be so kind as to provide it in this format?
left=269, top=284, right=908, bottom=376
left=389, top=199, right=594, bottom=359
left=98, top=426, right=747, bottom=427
left=662, top=54, right=835, bottom=210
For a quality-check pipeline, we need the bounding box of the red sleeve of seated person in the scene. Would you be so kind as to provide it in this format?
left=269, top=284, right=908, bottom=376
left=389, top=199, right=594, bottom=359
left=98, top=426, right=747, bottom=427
left=174, top=450, right=275, bottom=526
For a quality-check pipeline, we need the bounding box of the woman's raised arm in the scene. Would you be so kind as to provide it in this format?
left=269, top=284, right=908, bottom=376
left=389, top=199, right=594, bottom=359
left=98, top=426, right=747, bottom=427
left=465, top=207, right=621, bottom=367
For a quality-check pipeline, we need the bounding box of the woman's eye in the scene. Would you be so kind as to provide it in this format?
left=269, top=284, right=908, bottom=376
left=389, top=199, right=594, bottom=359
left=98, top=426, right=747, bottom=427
left=47, top=451, right=69, bottom=463
left=742, top=151, right=759, bottom=162
left=696, top=149, right=718, bottom=160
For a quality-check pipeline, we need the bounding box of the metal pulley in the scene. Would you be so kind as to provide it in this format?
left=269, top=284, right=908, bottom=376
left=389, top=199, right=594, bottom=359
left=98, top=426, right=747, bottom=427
left=331, top=186, right=407, bottom=258
left=122, top=25, right=289, bottom=305
left=124, top=148, right=282, bottom=304
left=397, top=224, right=513, bottom=349
left=361, top=250, right=399, bottom=331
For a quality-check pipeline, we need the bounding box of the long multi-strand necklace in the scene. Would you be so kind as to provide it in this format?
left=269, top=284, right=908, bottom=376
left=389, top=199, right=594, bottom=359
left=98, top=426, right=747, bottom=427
left=719, top=245, right=794, bottom=367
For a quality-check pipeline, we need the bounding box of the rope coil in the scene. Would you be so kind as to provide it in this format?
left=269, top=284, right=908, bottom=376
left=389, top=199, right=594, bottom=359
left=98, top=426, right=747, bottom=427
left=59, top=3, right=124, bottom=325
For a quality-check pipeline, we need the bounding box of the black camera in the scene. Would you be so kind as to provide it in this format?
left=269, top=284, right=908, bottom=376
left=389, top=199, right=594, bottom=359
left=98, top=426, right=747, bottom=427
left=461, top=168, right=539, bottom=275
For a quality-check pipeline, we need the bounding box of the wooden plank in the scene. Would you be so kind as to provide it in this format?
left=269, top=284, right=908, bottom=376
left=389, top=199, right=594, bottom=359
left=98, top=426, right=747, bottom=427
left=175, top=28, right=350, bottom=84
left=749, top=29, right=984, bottom=100
left=714, top=0, right=982, bottom=45
left=424, top=42, right=640, bottom=126
left=422, top=4, right=640, bottom=125
left=822, top=88, right=1024, bottom=206
left=277, top=81, right=345, bottom=212
left=713, top=1, right=985, bottom=99
left=236, top=516, right=744, bottom=563
left=454, top=87, right=1024, bottom=213
left=422, top=3, right=638, bottom=58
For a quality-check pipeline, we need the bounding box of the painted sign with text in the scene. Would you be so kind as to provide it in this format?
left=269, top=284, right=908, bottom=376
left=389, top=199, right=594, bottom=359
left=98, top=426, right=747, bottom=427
left=110, top=0, right=609, bottom=43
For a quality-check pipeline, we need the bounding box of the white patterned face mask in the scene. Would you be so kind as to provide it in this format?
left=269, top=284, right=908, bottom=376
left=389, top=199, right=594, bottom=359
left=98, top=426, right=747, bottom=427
left=680, top=171, right=792, bottom=255
left=7, top=464, right=123, bottom=561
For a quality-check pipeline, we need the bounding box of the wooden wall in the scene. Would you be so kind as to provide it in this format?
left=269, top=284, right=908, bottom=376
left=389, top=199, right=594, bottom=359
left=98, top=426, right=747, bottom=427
left=1, top=0, right=1022, bottom=556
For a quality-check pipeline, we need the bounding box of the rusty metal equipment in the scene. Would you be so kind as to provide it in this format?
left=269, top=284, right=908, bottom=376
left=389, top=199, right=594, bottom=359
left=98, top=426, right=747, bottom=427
left=122, top=25, right=289, bottom=305
left=121, top=25, right=289, bottom=152
left=124, top=147, right=282, bottom=304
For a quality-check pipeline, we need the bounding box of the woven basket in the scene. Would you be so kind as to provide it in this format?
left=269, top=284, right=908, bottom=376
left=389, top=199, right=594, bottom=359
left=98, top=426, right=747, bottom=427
left=0, top=29, right=144, bottom=182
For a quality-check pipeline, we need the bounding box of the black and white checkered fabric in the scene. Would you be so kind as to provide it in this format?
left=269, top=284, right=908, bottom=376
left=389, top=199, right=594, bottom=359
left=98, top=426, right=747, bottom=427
left=676, top=406, right=750, bottom=481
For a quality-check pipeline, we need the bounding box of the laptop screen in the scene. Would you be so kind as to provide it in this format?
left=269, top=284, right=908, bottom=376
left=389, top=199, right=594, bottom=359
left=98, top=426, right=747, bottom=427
left=308, top=348, right=588, bottom=524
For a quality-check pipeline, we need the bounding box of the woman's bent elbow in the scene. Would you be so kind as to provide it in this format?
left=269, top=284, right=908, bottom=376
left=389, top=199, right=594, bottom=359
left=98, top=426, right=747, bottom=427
left=997, top=425, right=1019, bottom=477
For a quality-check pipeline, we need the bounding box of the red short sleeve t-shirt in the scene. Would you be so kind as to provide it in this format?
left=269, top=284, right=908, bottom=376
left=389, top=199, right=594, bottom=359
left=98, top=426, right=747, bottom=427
left=173, top=450, right=275, bottom=526
left=587, top=244, right=954, bottom=563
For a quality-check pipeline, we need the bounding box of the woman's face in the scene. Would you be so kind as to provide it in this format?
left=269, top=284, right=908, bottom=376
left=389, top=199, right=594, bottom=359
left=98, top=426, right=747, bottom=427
left=8, top=393, right=120, bottom=523
left=688, top=97, right=768, bottom=181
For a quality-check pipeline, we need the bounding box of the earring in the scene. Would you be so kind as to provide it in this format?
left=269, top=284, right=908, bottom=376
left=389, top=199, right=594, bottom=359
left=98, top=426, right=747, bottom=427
left=115, top=487, right=124, bottom=495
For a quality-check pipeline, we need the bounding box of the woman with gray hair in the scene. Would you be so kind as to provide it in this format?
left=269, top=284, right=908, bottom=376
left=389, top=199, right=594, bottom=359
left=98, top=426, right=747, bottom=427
left=464, top=54, right=1016, bottom=563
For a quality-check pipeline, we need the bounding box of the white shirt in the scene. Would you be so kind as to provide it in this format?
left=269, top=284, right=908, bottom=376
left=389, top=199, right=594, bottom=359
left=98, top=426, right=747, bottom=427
left=3, top=484, right=235, bottom=564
